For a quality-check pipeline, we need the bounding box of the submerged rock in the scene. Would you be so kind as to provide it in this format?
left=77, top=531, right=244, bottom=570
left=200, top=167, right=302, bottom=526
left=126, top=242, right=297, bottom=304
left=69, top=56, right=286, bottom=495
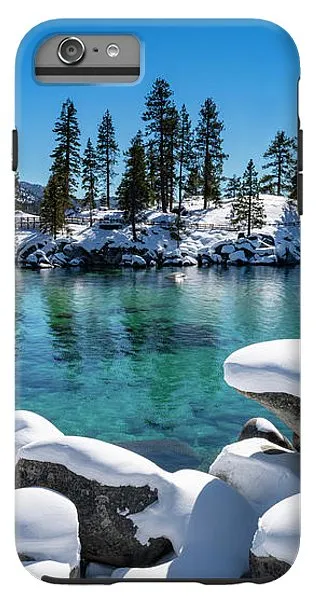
left=238, top=417, right=294, bottom=450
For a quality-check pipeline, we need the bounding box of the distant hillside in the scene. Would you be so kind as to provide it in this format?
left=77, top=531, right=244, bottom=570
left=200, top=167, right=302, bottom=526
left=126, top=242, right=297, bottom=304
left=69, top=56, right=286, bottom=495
left=16, top=181, right=45, bottom=214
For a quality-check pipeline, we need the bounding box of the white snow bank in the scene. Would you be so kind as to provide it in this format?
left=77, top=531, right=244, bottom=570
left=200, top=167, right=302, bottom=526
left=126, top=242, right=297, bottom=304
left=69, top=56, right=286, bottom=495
left=209, top=438, right=299, bottom=516
left=23, top=560, right=74, bottom=579
left=15, top=410, right=64, bottom=461
left=224, top=339, right=300, bottom=396
left=16, top=487, right=80, bottom=570
left=112, top=476, right=257, bottom=579
left=251, top=494, right=300, bottom=565
left=255, top=417, right=284, bottom=436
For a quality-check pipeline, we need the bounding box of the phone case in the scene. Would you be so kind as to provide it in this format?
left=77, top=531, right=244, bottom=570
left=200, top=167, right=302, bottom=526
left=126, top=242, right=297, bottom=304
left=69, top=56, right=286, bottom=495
left=15, top=19, right=300, bottom=583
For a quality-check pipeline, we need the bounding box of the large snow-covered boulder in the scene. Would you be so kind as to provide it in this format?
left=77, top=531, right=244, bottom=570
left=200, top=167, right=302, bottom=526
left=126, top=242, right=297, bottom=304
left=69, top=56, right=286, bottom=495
left=15, top=436, right=173, bottom=567
left=112, top=476, right=257, bottom=580
left=224, top=340, right=300, bottom=435
left=250, top=494, right=300, bottom=580
left=15, top=410, right=64, bottom=461
left=238, top=417, right=294, bottom=450
left=209, top=438, right=299, bottom=516
left=16, top=487, right=80, bottom=578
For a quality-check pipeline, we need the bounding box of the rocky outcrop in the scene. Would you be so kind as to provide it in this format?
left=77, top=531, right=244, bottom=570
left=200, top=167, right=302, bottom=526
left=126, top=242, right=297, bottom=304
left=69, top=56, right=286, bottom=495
left=237, top=390, right=300, bottom=437
left=238, top=417, right=294, bottom=450
left=15, top=437, right=173, bottom=567
left=249, top=494, right=300, bottom=580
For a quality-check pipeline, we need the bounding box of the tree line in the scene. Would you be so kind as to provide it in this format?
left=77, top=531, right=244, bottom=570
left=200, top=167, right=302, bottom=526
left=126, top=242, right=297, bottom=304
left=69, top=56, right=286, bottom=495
left=37, top=77, right=297, bottom=239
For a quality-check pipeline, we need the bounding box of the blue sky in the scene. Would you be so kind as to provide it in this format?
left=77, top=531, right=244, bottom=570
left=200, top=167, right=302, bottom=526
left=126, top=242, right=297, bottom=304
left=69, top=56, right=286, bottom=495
left=16, top=19, right=300, bottom=190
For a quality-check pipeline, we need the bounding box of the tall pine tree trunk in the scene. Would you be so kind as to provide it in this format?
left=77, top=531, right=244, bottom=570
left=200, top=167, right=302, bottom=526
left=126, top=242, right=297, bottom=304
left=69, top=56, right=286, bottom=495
left=247, top=193, right=252, bottom=237
left=277, top=153, right=282, bottom=196
left=106, top=140, right=110, bottom=209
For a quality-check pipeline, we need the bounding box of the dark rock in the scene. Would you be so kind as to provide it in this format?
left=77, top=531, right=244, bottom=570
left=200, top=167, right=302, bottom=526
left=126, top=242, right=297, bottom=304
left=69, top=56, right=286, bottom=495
left=16, top=458, right=172, bottom=568
left=238, top=417, right=294, bottom=450
left=249, top=551, right=291, bottom=581
left=236, top=389, right=300, bottom=437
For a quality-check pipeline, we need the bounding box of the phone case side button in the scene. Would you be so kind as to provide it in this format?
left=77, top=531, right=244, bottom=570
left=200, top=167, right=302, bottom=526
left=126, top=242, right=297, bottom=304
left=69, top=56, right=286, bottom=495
left=12, top=129, right=18, bottom=172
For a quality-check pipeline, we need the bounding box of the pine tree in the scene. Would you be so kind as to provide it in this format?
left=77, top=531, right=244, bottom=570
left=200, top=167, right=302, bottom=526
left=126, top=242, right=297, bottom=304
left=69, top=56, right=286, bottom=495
left=177, top=104, right=194, bottom=210
left=142, top=78, right=174, bottom=213
left=259, top=173, right=276, bottom=194
left=230, top=159, right=266, bottom=236
left=262, top=130, right=296, bottom=196
left=40, top=175, right=64, bottom=239
left=97, top=110, right=119, bottom=209
left=116, top=131, right=150, bottom=241
left=224, top=174, right=241, bottom=199
left=146, top=140, right=160, bottom=207
left=184, top=165, right=203, bottom=197
left=195, top=98, right=228, bottom=209
left=50, top=98, right=81, bottom=221
left=165, top=105, right=179, bottom=211
left=82, top=138, right=98, bottom=226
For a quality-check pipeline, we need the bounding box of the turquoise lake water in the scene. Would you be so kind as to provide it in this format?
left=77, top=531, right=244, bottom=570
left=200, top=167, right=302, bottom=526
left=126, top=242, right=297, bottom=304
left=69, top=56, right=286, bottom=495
left=16, top=266, right=300, bottom=471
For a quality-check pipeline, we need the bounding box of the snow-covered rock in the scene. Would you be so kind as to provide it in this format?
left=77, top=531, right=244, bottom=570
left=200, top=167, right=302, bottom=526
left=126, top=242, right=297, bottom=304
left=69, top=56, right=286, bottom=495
left=16, top=436, right=173, bottom=567
left=209, top=438, right=299, bottom=516
left=15, top=410, right=64, bottom=461
left=51, top=252, right=68, bottom=266
left=238, top=417, right=294, bottom=450
left=224, top=340, right=300, bottom=434
left=182, top=255, right=198, bottom=267
left=228, top=250, right=247, bottom=264
left=69, top=257, right=84, bottom=267
left=250, top=494, right=300, bottom=580
left=112, top=475, right=257, bottom=579
left=132, top=255, right=147, bottom=268
left=25, top=252, right=38, bottom=266
left=16, top=487, right=80, bottom=578
left=220, top=244, right=235, bottom=254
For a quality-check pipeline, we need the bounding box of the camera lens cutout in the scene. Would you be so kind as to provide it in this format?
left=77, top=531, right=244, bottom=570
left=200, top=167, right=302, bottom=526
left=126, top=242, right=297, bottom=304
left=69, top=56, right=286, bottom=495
left=57, top=37, right=85, bottom=65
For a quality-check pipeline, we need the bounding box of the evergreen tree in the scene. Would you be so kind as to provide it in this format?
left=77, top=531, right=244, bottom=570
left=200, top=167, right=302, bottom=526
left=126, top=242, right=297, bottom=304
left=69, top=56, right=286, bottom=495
left=184, top=165, right=203, bottom=197
left=97, top=109, right=119, bottom=208
left=40, top=175, right=64, bottom=239
left=195, top=98, right=228, bottom=209
left=145, top=140, right=160, bottom=207
left=259, top=173, right=276, bottom=194
left=224, top=174, right=241, bottom=199
left=262, top=130, right=296, bottom=196
left=82, top=138, right=98, bottom=226
left=177, top=104, right=194, bottom=210
left=50, top=98, right=81, bottom=220
left=230, top=159, right=266, bottom=235
left=142, top=78, right=174, bottom=212
left=165, top=105, right=179, bottom=211
left=116, top=131, right=150, bottom=241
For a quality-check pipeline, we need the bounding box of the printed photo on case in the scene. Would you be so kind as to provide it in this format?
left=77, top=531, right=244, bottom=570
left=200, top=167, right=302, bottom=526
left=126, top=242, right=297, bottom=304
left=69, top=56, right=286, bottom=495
left=15, top=20, right=300, bottom=582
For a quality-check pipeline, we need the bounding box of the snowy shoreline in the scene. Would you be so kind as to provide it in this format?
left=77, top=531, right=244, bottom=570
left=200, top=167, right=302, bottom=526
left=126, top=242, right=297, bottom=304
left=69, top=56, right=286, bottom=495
left=15, top=195, right=300, bottom=271
left=15, top=339, right=300, bottom=582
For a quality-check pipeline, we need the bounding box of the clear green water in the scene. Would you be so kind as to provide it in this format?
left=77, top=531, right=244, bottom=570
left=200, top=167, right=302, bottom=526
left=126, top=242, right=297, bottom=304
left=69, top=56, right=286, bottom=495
left=16, top=266, right=299, bottom=471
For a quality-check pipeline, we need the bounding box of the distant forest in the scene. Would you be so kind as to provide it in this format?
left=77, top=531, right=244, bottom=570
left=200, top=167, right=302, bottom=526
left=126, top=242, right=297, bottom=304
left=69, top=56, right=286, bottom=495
left=15, top=77, right=297, bottom=239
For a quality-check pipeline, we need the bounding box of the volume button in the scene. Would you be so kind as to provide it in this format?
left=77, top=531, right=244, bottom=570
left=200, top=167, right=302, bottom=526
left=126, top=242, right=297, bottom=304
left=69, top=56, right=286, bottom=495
left=12, top=129, right=18, bottom=172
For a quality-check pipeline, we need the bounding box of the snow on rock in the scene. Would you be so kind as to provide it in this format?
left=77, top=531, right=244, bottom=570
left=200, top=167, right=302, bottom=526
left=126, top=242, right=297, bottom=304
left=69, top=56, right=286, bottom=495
left=112, top=476, right=257, bottom=580
left=224, top=340, right=300, bottom=434
left=16, top=436, right=173, bottom=566
left=209, top=438, right=299, bottom=516
left=15, top=410, right=64, bottom=461
left=224, top=340, right=300, bottom=396
left=16, top=487, right=80, bottom=577
left=250, top=494, right=300, bottom=579
left=228, top=250, right=247, bottom=264
left=238, top=417, right=294, bottom=450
